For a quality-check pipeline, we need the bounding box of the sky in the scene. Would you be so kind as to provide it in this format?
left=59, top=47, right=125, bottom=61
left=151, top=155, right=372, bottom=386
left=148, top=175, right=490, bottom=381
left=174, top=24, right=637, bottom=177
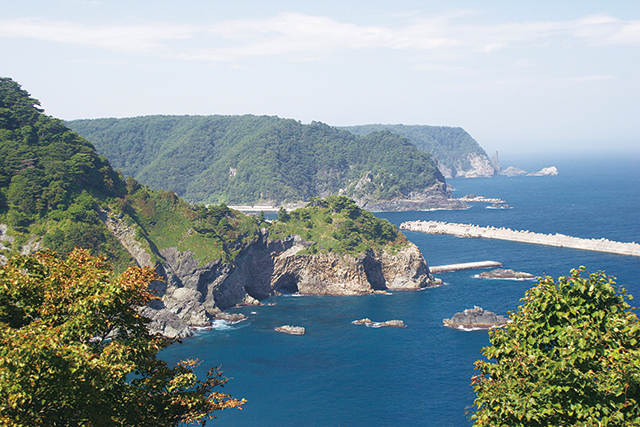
left=2, top=0, right=639, bottom=156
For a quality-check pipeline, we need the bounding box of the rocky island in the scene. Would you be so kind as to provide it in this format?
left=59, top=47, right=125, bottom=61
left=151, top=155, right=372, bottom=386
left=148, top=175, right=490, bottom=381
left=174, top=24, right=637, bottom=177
left=500, top=166, right=527, bottom=176
left=443, top=306, right=510, bottom=330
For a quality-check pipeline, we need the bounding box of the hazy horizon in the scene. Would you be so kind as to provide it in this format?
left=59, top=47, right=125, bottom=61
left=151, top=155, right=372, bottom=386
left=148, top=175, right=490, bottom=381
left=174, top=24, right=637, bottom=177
left=3, top=0, right=639, bottom=156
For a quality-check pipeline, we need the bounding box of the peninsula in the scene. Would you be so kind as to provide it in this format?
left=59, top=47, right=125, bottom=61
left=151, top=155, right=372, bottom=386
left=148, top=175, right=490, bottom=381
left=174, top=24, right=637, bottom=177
left=0, top=78, right=439, bottom=340
left=400, top=221, right=640, bottom=257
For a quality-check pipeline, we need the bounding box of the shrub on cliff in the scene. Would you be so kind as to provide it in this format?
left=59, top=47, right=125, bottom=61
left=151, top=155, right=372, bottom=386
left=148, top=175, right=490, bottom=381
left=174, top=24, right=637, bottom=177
left=472, top=267, right=640, bottom=426
left=0, top=249, right=245, bottom=426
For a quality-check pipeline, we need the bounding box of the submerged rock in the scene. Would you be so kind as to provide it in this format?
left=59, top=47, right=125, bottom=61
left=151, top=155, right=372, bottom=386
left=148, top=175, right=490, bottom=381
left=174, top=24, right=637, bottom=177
left=443, top=306, right=509, bottom=329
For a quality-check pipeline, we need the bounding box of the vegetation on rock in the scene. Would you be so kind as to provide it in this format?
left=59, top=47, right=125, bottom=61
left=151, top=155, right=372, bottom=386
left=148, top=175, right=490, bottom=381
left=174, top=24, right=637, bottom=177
left=0, top=249, right=245, bottom=426
left=67, top=116, right=444, bottom=205
left=270, top=196, right=407, bottom=255
left=472, top=267, right=640, bottom=426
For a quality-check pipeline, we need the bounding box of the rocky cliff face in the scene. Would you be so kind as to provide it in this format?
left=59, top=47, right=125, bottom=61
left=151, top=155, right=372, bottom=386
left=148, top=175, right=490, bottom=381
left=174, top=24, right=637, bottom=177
left=114, top=227, right=436, bottom=338
left=445, top=152, right=498, bottom=178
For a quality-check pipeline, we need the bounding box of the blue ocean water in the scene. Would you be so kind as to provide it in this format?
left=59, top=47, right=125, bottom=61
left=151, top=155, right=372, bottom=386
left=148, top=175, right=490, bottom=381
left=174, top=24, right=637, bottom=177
left=163, top=154, right=640, bottom=427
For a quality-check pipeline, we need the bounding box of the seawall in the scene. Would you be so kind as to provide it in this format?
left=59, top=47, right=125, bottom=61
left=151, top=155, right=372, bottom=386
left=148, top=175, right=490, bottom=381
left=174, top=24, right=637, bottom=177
left=400, top=220, right=640, bottom=257
left=430, top=261, right=502, bottom=273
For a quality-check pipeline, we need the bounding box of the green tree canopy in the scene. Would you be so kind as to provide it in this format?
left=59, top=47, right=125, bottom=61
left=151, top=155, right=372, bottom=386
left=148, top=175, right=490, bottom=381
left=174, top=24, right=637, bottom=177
left=67, top=116, right=444, bottom=205
left=472, top=268, right=640, bottom=426
left=0, top=249, right=244, bottom=426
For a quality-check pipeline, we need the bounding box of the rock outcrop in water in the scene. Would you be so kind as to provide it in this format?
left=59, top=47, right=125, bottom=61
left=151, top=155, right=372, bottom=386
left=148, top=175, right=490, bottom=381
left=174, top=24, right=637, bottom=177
left=500, top=166, right=527, bottom=177
left=443, top=306, right=509, bottom=329
left=353, top=318, right=406, bottom=328
left=275, top=325, right=306, bottom=335
left=479, top=268, right=535, bottom=280
left=527, top=166, right=558, bottom=176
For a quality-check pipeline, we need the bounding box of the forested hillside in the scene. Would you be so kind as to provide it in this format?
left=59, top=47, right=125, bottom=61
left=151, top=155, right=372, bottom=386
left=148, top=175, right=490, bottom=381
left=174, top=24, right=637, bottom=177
left=0, top=79, right=262, bottom=269
left=342, top=124, right=497, bottom=178
left=67, top=116, right=445, bottom=205
left=0, top=78, right=134, bottom=267
left=0, top=78, right=412, bottom=270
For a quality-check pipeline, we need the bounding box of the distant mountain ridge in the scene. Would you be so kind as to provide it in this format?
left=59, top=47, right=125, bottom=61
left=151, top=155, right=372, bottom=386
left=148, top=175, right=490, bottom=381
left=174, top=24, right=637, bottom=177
left=67, top=115, right=464, bottom=209
left=341, top=124, right=499, bottom=178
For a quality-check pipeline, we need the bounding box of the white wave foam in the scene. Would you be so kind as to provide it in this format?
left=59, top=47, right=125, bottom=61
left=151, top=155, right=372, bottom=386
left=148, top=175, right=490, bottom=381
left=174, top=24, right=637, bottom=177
left=210, top=319, right=234, bottom=330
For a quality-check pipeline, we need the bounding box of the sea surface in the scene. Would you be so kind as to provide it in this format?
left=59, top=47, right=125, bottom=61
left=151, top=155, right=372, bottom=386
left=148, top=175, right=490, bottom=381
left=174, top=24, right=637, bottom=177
left=163, top=153, right=640, bottom=427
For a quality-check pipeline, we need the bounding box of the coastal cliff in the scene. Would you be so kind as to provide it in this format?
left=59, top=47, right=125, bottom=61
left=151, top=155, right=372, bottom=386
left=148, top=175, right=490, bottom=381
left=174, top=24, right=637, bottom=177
left=96, top=196, right=438, bottom=338
left=137, top=231, right=434, bottom=337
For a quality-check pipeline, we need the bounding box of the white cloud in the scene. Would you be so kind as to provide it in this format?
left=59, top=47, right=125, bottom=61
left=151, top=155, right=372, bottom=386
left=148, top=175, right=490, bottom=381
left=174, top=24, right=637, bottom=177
left=0, top=12, right=638, bottom=62
left=0, top=18, right=193, bottom=54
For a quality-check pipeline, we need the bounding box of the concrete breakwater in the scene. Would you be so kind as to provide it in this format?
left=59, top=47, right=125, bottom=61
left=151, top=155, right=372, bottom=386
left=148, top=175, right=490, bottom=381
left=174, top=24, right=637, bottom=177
left=401, top=220, right=640, bottom=257
left=430, top=261, right=503, bottom=273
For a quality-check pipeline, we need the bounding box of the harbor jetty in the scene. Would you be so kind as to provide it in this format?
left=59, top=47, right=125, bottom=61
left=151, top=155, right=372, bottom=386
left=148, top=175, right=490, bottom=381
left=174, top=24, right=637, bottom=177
left=430, top=261, right=502, bottom=273
left=401, top=220, right=640, bottom=257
